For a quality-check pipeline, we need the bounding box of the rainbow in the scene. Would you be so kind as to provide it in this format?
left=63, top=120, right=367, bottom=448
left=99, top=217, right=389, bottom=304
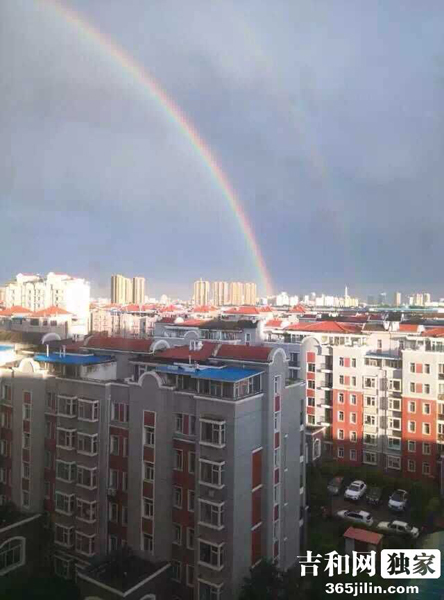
left=37, top=0, right=274, bottom=297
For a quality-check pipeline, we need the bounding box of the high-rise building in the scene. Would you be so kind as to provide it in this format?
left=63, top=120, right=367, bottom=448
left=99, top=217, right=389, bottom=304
left=132, top=277, right=146, bottom=305
left=3, top=272, right=90, bottom=335
left=244, top=282, right=257, bottom=305
left=378, top=292, right=387, bottom=305
left=0, top=340, right=306, bottom=598
left=394, top=291, right=402, bottom=306
left=424, top=293, right=431, bottom=304
left=193, top=279, right=210, bottom=306
left=212, top=281, right=230, bottom=307
left=111, top=274, right=131, bottom=304
left=229, top=282, right=244, bottom=305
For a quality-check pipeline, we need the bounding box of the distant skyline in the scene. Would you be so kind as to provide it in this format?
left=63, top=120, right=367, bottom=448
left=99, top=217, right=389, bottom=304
left=3, top=1, right=444, bottom=298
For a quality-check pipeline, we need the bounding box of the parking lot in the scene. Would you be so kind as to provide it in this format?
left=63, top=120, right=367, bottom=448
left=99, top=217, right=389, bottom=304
left=330, top=493, right=413, bottom=527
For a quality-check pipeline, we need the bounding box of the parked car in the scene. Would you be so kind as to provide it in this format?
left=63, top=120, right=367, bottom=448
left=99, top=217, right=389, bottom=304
left=336, top=509, right=374, bottom=527
left=388, top=489, right=408, bottom=512
left=344, top=480, right=367, bottom=501
left=377, top=520, right=419, bottom=539
left=327, top=476, right=345, bottom=496
left=366, top=486, right=383, bottom=506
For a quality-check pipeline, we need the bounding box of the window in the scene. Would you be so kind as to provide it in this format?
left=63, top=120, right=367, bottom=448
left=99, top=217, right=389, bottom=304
left=55, top=525, right=74, bottom=548
left=307, top=415, right=315, bottom=425
left=44, top=451, right=52, bottom=469
left=187, top=527, right=195, bottom=550
left=389, top=398, right=401, bottom=411
left=423, top=423, right=431, bottom=436
left=78, top=399, right=98, bottom=421
left=410, top=363, right=415, bottom=373
left=189, top=415, right=197, bottom=436
left=143, top=498, right=154, bottom=518
left=22, top=432, right=30, bottom=450
left=55, top=492, right=75, bottom=516
left=350, top=394, right=357, bottom=405
left=75, top=532, right=96, bottom=556
left=188, top=490, right=195, bottom=512
left=199, top=500, right=225, bottom=529
left=408, top=401, right=416, bottom=413
left=274, top=484, right=280, bottom=505
left=307, top=363, right=316, bottom=372
left=350, top=449, right=357, bottom=461
left=338, top=429, right=344, bottom=440
left=123, top=437, right=128, bottom=458
left=199, top=582, right=223, bottom=600
left=350, top=413, right=357, bottom=424
left=408, top=421, right=416, bottom=433
left=425, top=364, right=431, bottom=374
left=274, top=411, right=281, bottom=431
left=307, top=397, right=315, bottom=407
left=109, top=502, right=119, bottom=523
left=142, top=533, right=153, bottom=553
left=77, top=499, right=97, bottom=522
left=388, top=418, right=401, bottom=430
left=274, top=448, right=280, bottom=468
left=108, top=469, right=119, bottom=489
left=352, top=377, right=357, bottom=387
left=0, top=441, right=9, bottom=457
left=189, top=451, right=196, bottom=474
left=144, top=462, right=154, bottom=482
left=307, top=380, right=315, bottom=390
left=200, top=420, right=226, bottom=447
left=337, top=411, right=344, bottom=422
left=2, top=384, right=12, bottom=403
left=350, top=431, right=357, bottom=443
left=410, top=383, right=415, bottom=393
left=144, top=426, right=155, bottom=447
left=57, top=428, right=75, bottom=449
left=186, top=564, right=195, bottom=587
left=364, top=433, right=376, bottom=445
left=57, top=396, right=77, bottom=417
left=122, top=472, right=128, bottom=492
left=363, top=451, right=377, bottom=465
left=339, top=357, right=344, bottom=366
left=172, top=560, right=182, bottom=582
left=199, top=541, right=225, bottom=570
left=21, top=491, right=29, bottom=508
left=388, top=437, right=401, bottom=451
left=337, top=447, right=344, bottom=458
left=339, top=375, right=344, bottom=385
left=423, top=462, right=431, bottom=476
left=174, top=449, right=183, bottom=471
left=387, top=455, right=401, bottom=470
left=364, top=378, right=376, bottom=389
left=56, top=461, right=75, bottom=482
left=408, top=460, right=416, bottom=472
left=22, top=404, right=31, bottom=421
left=122, top=506, right=128, bottom=525
left=423, top=443, right=431, bottom=455
left=175, top=413, right=184, bottom=433
left=338, top=393, right=344, bottom=404
left=54, top=556, right=72, bottom=579
left=364, top=415, right=376, bottom=426
left=408, top=441, right=416, bottom=452
left=423, top=403, right=431, bottom=415
left=173, top=524, right=182, bottom=545
left=111, top=402, right=129, bottom=423
left=77, top=466, right=97, bottom=489
left=110, top=435, right=120, bottom=456
left=78, top=433, right=98, bottom=455
left=199, top=460, right=225, bottom=488
left=173, top=486, right=183, bottom=509
left=424, top=384, right=430, bottom=395
left=274, top=375, right=281, bottom=394
left=365, top=396, right=376, bottom=407
left=352, top=358, right=357, bottom=368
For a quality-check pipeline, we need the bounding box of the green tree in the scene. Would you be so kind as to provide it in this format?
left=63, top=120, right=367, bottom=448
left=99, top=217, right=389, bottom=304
left=238, top=560, right=283, bottom=600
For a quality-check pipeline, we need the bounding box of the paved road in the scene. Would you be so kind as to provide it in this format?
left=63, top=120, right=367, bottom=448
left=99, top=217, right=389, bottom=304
left=330, top=493, right=413, bottom=526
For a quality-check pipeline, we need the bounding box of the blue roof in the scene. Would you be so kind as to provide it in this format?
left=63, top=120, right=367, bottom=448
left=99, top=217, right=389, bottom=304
left=155, top=364, right=262, bottom=382
left=34, top=353, right=115, bottom=366
left=0, top=345, right=14, bottom=352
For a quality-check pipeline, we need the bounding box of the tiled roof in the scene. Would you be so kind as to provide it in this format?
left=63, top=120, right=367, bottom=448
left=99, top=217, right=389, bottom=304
left=32, top=306, right=71, bottom=317
left=215, top=344, right=273, bottom=361
left=289, top=304, right=307, bottom=313
left=343, top=527, right=382, bottom=545
left=265, top=319, right=283, bottom=328
left=285, top=321, right=363, bottom=334
left=259, top=306, right=273, bottom=313
left=224, top=306, right=261, bottom=315
left=153, top=342, right=218, bottom=361
left=0, top=306, right=33, bottom=316
left=84, top=335, right=154, bottom=352
left=399, top=324, right=421, bottom=332
left=192, top=305, right=218, bottom=313
left=422, top=327, right=444, bottom=338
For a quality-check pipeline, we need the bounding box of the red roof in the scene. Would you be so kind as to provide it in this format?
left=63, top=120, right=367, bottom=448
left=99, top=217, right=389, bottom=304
left=343, top=527, right=383, bottom=545
left=0, top=306, right=33, bottom=316
left=215, top=344, right=273, bottom=362
left=154, top=342, right=218, bottom=361
left=289, top=304, right=307, bottom=314
left=399, top=324, right=420, bottom=332
left=32, top=306, right=71, bottom=317
left=259, top=306, right=273, bottom=313
left=158, top=317, right=176, bottom=324
left=285, top=321, right=362, bottom=334
left=225, top=306, right=261, bottom=315
left=180, top=319, right=208, bottom=327
left=192, top=305, right=217, bottom=313
left=422, top=327, right=444, bottom=338
left=265, top=319, right=283, bottom=328
left=84, top=336, right=153, bottom=353
left=159, top=304, right=182, bottom=313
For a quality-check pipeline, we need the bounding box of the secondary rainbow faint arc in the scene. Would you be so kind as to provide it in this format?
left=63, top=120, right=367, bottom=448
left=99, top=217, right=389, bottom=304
left=38, top=0, right=274, bottom=297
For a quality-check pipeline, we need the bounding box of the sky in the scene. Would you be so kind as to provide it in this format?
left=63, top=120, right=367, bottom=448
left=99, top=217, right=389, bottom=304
left=2, top=0, right=444, bottom=299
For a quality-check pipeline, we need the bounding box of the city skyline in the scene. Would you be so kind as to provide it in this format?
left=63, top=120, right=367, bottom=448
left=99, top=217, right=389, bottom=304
left=3, top=1, right=444, bottom=297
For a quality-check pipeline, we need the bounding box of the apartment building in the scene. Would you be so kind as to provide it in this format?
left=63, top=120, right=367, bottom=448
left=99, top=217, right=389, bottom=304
left=193, top=280, right=210, bottom=307
left=0, top=339, right=306, bottom=599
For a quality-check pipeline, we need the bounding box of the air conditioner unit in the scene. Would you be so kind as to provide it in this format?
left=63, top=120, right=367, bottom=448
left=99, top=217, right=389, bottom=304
left=107, top=488, right=117, bottom=497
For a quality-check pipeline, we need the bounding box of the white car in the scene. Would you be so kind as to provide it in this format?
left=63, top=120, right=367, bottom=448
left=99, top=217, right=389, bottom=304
left=344, top=480, right=367, bottom=501
left=388, top=489, right=408, bottom=512
left=377, top=520, right=419, bottom=539
left=336, top=509, right=374, bottom=527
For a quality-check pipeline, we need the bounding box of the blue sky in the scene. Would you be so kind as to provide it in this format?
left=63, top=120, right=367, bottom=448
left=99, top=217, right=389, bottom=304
left=2, top=0, right=444, bottom=299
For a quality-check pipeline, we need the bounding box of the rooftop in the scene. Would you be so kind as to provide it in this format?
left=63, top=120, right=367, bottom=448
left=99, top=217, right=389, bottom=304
left=156, top=364, right=263, bottom=382
left=34, top=352, right=115, bottom=365
left=84, top=335, right=154, bottom=353
left=285, top=321, right=363, bottom=334
left=214, top=344, right=273, bottom=361
left=343, top=526, right=383, bottom=545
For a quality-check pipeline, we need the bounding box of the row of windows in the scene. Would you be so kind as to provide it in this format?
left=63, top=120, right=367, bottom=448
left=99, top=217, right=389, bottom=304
left=337, top=447, right=433, bottom=475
